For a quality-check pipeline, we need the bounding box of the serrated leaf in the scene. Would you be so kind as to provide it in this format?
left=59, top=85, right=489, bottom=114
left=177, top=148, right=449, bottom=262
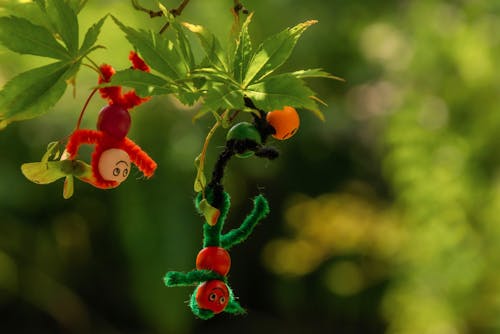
left=203, top=83, right=244, bottom=112
left=112, top=16, right=186, bottom=79
left=172, top=21, right=195, bottom=72
left=0, top=16, right=69, bottom=59
left=106, top=69, right=178, bottom=96
left=0, top=61, right=76, bottom=128
left=291, top=68, right=344, bottom=81
left=183, top=22, right=228, bottom=72
left=47, top=0, right=79, bottom=55
left=244, top=20, right=317, bottom=86
left=67, top=0, right=87, bottom=14
left=233, top=13, right=254, bottom=83
left=80, top=15, right=107, bottom=55
left=245, top=74, right=323, bottom=119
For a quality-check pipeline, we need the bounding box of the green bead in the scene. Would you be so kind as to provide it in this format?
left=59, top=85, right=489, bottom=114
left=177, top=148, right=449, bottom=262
left=226, top=122, right=261, bottom=158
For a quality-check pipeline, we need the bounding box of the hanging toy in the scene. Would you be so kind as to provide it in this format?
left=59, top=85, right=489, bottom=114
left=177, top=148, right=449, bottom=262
left=21, top=52, right=157, bottom=197
left=164, top=118, right=278, bottom=318
left=165, top=189, right=269, bottom=319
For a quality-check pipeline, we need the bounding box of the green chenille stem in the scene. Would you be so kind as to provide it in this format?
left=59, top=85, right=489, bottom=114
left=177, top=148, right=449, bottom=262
left=221, top=194, right=270, bottom=250
left=195, top=190, right=231, bottom=247
left=164, top=269, right=223, bottom=287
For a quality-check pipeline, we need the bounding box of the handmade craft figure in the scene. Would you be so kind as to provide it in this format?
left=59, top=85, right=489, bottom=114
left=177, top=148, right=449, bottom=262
left=165, top=189, right=269, bottom=319
left=164, top=120, right=280, bottom=318
left=21, top=52, right=157, bottom=197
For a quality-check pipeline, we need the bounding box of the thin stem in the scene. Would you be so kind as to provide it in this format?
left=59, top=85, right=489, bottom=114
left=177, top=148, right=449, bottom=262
left=75, top=88, right=98, bottom=130
left=197, top=110, right=228, bottom=198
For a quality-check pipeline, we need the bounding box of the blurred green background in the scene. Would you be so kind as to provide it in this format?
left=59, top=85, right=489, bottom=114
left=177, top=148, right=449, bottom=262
left=1, top=0, right=500, bottom=333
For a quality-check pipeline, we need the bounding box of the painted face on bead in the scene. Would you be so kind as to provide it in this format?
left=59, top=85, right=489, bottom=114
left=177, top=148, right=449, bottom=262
left=98, top=148, right=131, bottom=183
left=196, top=280, right=230, bottom=314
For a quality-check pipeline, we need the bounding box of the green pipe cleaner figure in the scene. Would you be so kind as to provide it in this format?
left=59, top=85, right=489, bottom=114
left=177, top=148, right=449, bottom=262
left=164, top=189, right=269, bottom=319
left=164, top=123, right=277, bottom=319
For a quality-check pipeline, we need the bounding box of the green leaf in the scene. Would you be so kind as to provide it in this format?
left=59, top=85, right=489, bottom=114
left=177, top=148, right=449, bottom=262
left=198, top=198, right=221, bottom=226
left=21, top=161, right=69, bottom=184
left=0, top=61, right=76, bottom=128
left=41, top=141, right=61, bottom=162
left=233, top=13, right=254, bottom=83
left=46, top=0, right=79, bottom=55
left=80, top=15, right=107, bottom=55
left=105, top=69, right=178, bottom=96
left=34, top=0, right=47, bottom=11
left=172, top=21, right=195, bottom=72
left=245, top=74, right=323, bottom=119
left=193, top=154, right=206, bottom=193
left=63, top=176, right=74, bottom=199
left=183, top=22, right=228, bottom=72
left=112, top=16, right=186, bottom=79
left=0, top=16, right=70, bottom=59
left=203, top=83, right=244, bottom=112
left=244, top=20, right=317, bottom=86
left=291, top=68, right=344, bottom=81
left=67, top=0, right=88, bottom=13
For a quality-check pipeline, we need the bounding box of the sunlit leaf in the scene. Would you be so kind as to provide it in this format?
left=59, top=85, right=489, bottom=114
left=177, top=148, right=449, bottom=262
left=0, top=16, right=70, bottom=60
left=233, top=13, right=254, bottom=83
left=203, top=83, right=244, bottom=112
left=290, top=68, right=344, bottom=81
left=112, top=16, right=186, bottom=79
left=46, top=0, right=79, bottom=56
left=244, top=20, right=317, bottom=86
left=21, top=161, right=69, bottom=184
left=172, top=21, right=195, bottom=72
left=183, top=22, right=228, bottom=72
left=0, top=62, right=76, bottom=128
left=106, top=69, right=178, bottom=96
left=245, top=74, right=324, bottom=120
left=80, top=15, right=107, bottom=55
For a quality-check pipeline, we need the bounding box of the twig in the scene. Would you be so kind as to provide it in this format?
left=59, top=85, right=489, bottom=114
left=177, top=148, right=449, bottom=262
left=159, top=0, right=191, bottom=33
left=131, top=0, right=163, bottom=17
left=131, top=0, right=191, bottom=33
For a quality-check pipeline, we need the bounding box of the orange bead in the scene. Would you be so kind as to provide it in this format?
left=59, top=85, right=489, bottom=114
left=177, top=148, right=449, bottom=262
left=266, top=106, right=300, bottom=140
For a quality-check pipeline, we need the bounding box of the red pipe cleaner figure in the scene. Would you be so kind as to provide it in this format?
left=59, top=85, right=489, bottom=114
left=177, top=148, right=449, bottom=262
left=65, top=51, right=157, bottom=189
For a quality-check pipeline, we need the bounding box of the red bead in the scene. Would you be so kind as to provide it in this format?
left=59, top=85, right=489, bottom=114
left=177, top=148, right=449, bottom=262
left=196, top=280, right=229, bottom=314
left=196, top=247, right=231, bottom=276
left=96, top=104, right=131, bottom=139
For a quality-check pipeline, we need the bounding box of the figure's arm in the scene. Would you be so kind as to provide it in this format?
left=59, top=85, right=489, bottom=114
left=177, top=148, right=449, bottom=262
left=220, top=194, right=270, bottom=250
left=65, top=129, right=103, bottom=159
left=122, top=137, right=157, bottom=177
left=164, top=269, right=222, bottom=287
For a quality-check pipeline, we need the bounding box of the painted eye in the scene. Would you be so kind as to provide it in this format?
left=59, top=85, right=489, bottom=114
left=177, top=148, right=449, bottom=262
left=196, top=280, right=230, bottom=314
left=98, top=148, right=131, bottom=183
